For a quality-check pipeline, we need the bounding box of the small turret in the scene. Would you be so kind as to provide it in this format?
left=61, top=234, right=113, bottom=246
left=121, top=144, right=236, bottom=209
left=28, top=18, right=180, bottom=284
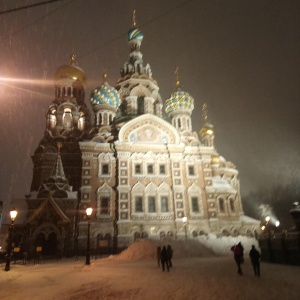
left=165, top=67, right=194, bottom=132
left=199, top=103, right=215, bottom=147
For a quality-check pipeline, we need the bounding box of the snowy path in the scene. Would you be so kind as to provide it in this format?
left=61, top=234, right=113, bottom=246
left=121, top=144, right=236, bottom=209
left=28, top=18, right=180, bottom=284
left=1, top=256, right=299, bottom=300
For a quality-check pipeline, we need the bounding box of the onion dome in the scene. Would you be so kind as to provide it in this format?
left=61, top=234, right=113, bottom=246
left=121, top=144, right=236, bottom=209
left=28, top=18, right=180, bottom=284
left=200, top=122, right=214, bottom=136
left=165, top=68, right=194, bottom=114
left=90, top=73, right=120, bottom=109
left=165, top=90, right=194, bottom=114
left=127, top=10, right=143, bottom=51
left=128, top=28, right=144, bottom=43
left=54, top=54, right=87, bottom=85
left=200, top=103, right=214, bottom=137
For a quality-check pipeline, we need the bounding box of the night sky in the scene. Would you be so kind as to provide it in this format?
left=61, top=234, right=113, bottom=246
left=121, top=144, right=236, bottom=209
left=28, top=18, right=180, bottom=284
left=0, top=0, right=299, bottom=217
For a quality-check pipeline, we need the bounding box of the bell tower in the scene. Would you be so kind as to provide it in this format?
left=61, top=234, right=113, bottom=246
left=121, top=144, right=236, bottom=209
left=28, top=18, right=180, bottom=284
left=30, top=54, right=91, bottom=192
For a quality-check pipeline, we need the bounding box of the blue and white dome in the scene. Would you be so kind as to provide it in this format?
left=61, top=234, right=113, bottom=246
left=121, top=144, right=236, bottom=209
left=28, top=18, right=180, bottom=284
left=90, top=82, right=120, bottom=109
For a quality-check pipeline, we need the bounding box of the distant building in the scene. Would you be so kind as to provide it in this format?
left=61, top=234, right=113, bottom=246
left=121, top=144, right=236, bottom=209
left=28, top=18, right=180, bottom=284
left=6, top=20, right=259, bottom=257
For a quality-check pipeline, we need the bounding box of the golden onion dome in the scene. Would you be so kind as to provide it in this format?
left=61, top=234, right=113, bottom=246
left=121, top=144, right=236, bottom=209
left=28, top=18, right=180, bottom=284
left=54, top=54, right=87, bottom=84
left=211, top=155, right=220, bottom=165
left=200, top=122, right=214, bottom=137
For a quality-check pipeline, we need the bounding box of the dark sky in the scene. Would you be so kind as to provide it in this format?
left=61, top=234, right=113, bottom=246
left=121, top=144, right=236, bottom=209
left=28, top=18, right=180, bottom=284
left=0, top=0, right=299, bottom=215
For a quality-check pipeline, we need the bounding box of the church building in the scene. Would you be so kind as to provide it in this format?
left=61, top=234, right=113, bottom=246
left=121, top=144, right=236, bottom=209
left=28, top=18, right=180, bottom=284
left=9, top=19, right=259, bottom=257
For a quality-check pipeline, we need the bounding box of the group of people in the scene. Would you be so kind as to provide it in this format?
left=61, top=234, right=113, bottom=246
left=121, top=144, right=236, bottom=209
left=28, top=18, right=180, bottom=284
left=156, top=241, right=261, bottom=276
left=157, top=245, right=173, bottom=272
left=231, top=242, right=261, bottom=277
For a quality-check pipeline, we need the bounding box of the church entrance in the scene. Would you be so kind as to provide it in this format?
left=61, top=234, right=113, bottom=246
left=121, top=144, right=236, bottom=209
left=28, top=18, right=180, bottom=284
left=35, top=232, right=57, bottom=256
left=44, top=232, right=57, bottom=256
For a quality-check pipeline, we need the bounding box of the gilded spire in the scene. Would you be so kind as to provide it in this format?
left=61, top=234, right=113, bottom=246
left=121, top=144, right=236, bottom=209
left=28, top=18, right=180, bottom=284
left=133, top=9, right=136, bottom=28
left=175, top=67, right=181, bottom=90
left=202, top=103, right=208, bottom=123
left=102, top=69, right=108, bottom=83
left=69, top=40, right=77, bottom=65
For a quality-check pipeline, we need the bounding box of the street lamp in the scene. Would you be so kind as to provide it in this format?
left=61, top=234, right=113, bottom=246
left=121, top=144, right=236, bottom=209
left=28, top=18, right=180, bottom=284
left=4, top=208, right=17, bottom=272
left=85, top=207, right=93, bottom=265
left=182, top=217, right=187, bottom=241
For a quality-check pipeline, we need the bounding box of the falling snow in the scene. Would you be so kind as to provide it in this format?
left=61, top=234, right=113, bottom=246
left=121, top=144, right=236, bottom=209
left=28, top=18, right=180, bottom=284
left=0, top=1, right=299, bottom=222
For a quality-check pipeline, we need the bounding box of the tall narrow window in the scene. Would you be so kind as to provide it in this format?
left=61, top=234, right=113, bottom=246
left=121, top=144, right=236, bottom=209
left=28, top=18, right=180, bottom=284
left=135, top=164, right=141, bottom=174
left=148, top=196, right=156, bottom=213
left=161, top=196, right=168, bottom=212
left=137, top=96, right=144, bottom=114
left=135, top=196, right=143, bottom=212
left=102, top=164, right=109, bottom=174
left=159, top=165, right=166, bottom=175
left=192, top=197, right=199, bottom=212
left=219, top=198, right=225, bottom=213
left=101, top=197, right=109, bottom=214
left=230, top=199, right=235, bottom=212
left=177, top=118, right=181, bottom=128
left=188, top=166, right=195, bottom=176
left=147, top=164, right=153, bottom=174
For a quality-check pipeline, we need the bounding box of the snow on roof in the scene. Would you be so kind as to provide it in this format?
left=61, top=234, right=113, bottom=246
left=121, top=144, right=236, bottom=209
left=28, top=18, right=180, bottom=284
left=212, top=176, right=235, bottom=193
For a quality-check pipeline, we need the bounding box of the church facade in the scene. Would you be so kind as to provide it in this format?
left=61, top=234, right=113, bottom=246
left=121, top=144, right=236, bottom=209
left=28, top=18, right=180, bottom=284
left=12, top=21, right=258, bottom=257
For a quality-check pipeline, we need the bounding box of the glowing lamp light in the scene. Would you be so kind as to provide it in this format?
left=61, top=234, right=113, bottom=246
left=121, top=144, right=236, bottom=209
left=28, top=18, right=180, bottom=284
left=265, top=216, right=270, bottom=222
left=207, top=129, right=213, bottom=135
left=10, top=209, right=17, bottom=221
left=182, top=217, right=187, bottom=223
left=86, top=207, right=93, bottom=216
left=261, top=225, right=266, bottom=231
left=275, top=220, right=280, bottom=227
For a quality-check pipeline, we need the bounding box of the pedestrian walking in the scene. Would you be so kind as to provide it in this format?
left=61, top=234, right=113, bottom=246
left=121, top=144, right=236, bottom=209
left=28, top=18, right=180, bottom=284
left=157, top=246, right=161, bottom=267
left=231, top=242, right=244, bottom=275
left=161, top=246, right=169, bottom=272
left=249, top=245, right=261, bottom=277
left=166, top=245, right=173, bottom=268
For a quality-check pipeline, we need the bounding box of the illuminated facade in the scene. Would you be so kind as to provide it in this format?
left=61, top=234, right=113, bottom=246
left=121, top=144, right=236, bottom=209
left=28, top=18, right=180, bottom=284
left=18, top=21, right=258, bottom=256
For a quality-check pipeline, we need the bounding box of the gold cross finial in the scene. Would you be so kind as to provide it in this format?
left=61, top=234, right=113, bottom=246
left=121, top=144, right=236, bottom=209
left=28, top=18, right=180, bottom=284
left=175, top=67, right=180, bottom=90
left=102, top=68, right=108, bottom=83
left=202, top=103, right=208, bottom=123
left=69, top=39, right=77, bottom=65
left=133, top=10, right=136, bottom=27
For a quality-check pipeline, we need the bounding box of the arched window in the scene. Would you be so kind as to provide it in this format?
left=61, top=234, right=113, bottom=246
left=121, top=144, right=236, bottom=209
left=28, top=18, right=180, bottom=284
left=78, top=112, right=85, bottom=131
left=177, top=118, right=181, bottom=128
left=63, top=108, right=72, bottom=129
left=219, top=198, right=225, bottom=213
left=137, top=96, right=144, bottom=114
left=161, top=196, right=168, bottom=212
left=229, top=198, right=235, bottom=212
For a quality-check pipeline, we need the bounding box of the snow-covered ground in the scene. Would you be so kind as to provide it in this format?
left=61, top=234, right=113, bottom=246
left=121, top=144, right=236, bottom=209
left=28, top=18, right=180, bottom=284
left=1, top=236, right=299, bottom=300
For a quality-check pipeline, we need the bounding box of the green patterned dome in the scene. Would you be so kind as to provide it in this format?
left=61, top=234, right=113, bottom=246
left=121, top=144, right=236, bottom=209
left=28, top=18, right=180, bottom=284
left=165, top=90, right=194, bottom=114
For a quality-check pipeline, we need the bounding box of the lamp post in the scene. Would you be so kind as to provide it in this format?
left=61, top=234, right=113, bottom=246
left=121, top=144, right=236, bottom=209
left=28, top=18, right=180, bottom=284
left=85, top=207, right=93, bottom=265
left=4, top=208, right=17, bottom=272
left=182, top=217, right=187, bottom=241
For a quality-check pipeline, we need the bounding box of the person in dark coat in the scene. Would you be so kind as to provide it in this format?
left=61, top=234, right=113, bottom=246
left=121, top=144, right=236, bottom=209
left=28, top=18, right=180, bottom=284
left=166, top=245, right=173, bottom=268
left=249, top=245, right=261, bottom=277
left=160, top=246, right=169, bottom=272
left=156, top=246, right=161, bottom=267
left=231, top=242, right=244, bottom=275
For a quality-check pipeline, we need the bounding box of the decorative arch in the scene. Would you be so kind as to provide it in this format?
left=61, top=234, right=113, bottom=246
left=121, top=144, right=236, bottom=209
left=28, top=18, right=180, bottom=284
left=131, top=84, right=151, bottom=97
left=119, top=114, right=181, bottom=144
left=132, top=182, right=146, bottom=213
left=96, top=183, right=113, bottom=217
